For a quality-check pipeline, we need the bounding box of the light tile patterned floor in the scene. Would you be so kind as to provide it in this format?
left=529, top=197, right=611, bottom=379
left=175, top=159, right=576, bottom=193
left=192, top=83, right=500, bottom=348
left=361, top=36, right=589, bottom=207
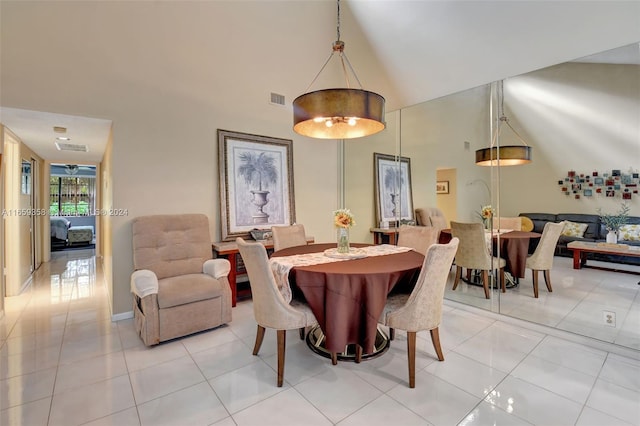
left=1, top=250, right=639, bottom=425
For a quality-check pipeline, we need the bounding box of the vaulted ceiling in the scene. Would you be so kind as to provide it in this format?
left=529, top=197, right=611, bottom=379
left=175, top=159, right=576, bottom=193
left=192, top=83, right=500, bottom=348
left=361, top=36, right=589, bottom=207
left=1, top=0, right=639, bottom=162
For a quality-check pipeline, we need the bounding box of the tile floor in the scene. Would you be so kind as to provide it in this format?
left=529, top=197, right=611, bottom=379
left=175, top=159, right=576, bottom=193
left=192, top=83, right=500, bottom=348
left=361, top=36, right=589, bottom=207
left=1, top=250, right=639, bottom=425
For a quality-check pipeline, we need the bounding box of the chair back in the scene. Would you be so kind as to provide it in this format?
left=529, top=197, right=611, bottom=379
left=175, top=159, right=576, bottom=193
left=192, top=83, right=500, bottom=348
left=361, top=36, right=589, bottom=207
left=415, top=207, right=447, bottom=229
left=494, top=217, right=522, bottom=231
left=528, top=221, right=565, bottom=269
left=450, top=221, right=492, bottom=270
left=386, top=238, right=459, bottom=331
left=132, top=214, right=212, bottom=279
left=397, top=225, right=439, bottom=255
left=271, top=224, right=307, bottom=252
left=236, top=238, right=305, bottom=329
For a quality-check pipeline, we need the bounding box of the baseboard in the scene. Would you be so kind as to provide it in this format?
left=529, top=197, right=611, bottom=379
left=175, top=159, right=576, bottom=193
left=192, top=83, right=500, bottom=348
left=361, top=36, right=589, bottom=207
left=112, top=311, right=133, bottom=322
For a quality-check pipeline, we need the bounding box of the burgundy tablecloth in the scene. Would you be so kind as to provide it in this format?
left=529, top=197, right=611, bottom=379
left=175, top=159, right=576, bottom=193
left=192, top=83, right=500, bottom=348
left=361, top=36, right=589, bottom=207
left=272, top=243, right=424, bottom=354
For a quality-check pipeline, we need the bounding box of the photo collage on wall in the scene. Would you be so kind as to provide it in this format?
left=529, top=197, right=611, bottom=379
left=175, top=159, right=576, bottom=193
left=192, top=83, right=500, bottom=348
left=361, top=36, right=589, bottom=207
left=558, top=169, right=639, bottom=200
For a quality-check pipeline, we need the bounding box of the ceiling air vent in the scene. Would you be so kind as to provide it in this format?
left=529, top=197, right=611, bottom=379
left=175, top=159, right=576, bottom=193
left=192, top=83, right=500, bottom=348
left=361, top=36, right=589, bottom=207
left=270, top=92, right=286, bottom=106
left=55, top=142, right=89, bottom=152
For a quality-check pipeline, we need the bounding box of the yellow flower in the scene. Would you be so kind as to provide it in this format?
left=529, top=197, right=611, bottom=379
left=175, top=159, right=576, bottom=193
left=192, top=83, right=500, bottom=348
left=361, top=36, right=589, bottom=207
left=333, top=208, right=355, bottom=228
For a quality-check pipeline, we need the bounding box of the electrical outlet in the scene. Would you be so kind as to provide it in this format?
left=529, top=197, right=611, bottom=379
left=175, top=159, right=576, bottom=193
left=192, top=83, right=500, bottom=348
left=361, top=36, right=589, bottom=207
left=603, top=310, right=616, bottom=327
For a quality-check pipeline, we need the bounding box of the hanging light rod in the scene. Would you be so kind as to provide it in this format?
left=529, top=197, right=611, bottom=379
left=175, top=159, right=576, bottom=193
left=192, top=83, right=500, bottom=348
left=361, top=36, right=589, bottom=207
left=293, top=0, right=385, bottom=139
left=476, top=81, right=532, bottom=166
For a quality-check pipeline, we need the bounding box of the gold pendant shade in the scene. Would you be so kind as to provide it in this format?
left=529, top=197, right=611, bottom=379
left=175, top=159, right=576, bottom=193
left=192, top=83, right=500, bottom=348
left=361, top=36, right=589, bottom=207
left=475, top=145, right=532, bottom=167
left=293, top=88, right=385, bottom=139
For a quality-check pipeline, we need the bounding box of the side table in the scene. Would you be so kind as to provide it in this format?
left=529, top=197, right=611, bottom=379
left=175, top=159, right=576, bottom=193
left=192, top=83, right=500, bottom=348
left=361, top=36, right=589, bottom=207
left=213, top=236, right=314, bottom=307
left=370, top=227, right=399, bottom=245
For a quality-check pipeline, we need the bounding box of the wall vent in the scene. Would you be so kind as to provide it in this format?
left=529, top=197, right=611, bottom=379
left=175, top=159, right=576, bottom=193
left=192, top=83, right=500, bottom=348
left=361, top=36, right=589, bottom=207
left=55, top=142, right=89, bottom=152
left=270, top=92, right=286, bottom=106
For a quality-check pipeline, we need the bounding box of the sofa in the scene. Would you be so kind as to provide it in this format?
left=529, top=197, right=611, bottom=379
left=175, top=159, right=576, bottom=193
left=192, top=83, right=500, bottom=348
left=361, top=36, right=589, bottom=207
left=519, top=212, right=640, bottom=266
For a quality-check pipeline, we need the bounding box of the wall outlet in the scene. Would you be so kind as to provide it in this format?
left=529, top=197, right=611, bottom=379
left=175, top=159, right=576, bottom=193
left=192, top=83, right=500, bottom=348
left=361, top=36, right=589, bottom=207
left=603, top=310, right=616, bottom=327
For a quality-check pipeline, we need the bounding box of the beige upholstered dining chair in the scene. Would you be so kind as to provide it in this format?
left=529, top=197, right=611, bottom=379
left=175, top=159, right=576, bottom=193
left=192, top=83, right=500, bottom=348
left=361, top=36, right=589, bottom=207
left=271, top=224, right=307, bottom=252
left=236, top=237, right=318, bottom=387
left=493, top=217, right=522, bottom=231
left=130, top=214, right=232, bottom=346
left=525, top=221, right=565, bottom=298
left=379, top=238, right=459, bottom=388
left=415, top=207, right=448, bottom=230
left=396, top=225, right=439, bottom=255
left=450, top=221, right=506, bottom=298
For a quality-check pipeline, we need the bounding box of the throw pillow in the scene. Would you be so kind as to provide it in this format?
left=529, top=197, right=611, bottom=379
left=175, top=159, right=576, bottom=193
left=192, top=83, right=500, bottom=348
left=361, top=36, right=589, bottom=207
left=520, top=216, right=534, bottom=232
left=619, top=224, right=640, bottom=241
left=562, top=221, right=588, bottom=238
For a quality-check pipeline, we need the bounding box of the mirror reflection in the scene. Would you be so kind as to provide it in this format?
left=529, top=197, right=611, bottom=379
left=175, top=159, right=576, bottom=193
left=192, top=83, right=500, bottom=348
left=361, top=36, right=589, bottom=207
left=344, top=42, right=640, bottom=351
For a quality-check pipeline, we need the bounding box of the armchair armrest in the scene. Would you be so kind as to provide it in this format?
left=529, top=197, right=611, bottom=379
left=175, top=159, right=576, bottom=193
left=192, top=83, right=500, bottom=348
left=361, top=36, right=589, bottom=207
left=203, top=258, right=231, bottom=279
left=131, top=269, right=159, bottom=298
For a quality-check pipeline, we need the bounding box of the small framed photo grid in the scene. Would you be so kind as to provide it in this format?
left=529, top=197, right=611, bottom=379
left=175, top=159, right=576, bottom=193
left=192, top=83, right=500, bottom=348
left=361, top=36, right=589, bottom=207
left=559, top=169, right=639, bottom=200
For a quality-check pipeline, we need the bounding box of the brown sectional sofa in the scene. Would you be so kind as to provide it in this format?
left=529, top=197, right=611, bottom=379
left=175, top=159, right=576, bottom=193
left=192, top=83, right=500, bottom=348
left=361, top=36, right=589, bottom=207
left=519, top=212, right=640, bottom=266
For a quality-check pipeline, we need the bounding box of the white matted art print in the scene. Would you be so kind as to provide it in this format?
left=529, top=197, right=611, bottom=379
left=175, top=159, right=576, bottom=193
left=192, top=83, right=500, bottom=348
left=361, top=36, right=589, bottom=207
left=218, top=129, right=295, bottom=241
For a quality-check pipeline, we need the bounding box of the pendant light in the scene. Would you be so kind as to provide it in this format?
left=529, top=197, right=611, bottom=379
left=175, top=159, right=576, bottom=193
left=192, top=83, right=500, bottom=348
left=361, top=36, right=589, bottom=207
left=475, top=80, right=532, bottom=166
left=293, top=0, right=386, bottom=139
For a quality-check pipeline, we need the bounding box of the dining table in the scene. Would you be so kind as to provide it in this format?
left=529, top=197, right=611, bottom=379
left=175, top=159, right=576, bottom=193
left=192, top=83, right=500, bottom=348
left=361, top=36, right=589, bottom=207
left=270, top=243, right=424, bottom=362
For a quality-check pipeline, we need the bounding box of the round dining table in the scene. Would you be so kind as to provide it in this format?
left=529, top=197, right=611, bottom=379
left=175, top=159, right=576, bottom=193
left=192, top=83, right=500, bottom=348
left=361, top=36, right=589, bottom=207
left=271, top=243, right=424, bottom=361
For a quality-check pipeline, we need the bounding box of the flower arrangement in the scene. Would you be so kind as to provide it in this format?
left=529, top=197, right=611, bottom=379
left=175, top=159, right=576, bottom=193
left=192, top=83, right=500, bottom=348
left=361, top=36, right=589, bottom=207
left=597, top=203, right=630, bottom=232
left=480, top=205, right=494, bottom=220
left=333, top=208, right=356, bottom=228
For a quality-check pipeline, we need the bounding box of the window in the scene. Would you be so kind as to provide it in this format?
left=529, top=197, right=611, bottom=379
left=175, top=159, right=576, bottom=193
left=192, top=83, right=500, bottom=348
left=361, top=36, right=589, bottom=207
left=50, top=175, right=95, bottom=216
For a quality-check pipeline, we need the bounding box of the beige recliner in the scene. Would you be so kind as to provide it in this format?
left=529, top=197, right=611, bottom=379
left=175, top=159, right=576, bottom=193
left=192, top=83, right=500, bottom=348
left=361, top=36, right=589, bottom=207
left=130, top=214, right=232, bottom=346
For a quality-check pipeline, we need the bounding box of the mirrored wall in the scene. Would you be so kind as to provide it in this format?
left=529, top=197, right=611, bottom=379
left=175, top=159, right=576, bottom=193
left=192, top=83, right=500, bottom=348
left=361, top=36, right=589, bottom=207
left=343, top=42, right=640, bottom=350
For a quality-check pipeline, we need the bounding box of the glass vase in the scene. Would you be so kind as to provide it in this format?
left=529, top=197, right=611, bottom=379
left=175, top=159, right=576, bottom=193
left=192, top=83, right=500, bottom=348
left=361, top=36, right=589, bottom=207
left=484, top=217, right=493, bottom=231
left=337, top=227, right=350, bottom=254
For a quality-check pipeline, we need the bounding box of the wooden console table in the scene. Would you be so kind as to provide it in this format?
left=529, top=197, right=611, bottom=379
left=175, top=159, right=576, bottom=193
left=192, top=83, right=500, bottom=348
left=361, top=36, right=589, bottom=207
left=370, top=227, right=399, bottom=245
left=213, top=236, right=314, bottom=306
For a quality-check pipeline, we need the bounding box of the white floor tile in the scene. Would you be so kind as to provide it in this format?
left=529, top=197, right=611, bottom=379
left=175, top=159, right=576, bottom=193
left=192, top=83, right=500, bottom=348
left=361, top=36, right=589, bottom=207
left=339, top=394, right=432, bottom=425
left=0, top=397, right=51, bottom=426
left=575, top=406, right=634, bottom=426
left=129, top=355, right=206, bottom=404
left=0, top=367, right=56, bottom=410
left=586, top=378, right=640, bottom=424
left=459, top=400, right=533, bottom=426
left=82, top=407, right=141, bottom=426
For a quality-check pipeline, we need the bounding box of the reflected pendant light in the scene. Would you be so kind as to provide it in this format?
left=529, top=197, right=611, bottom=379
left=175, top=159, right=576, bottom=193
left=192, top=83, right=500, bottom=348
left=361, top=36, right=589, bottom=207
left=476, top=80, right=532, bottom=166
left=293, top=0, right=386, bottom=139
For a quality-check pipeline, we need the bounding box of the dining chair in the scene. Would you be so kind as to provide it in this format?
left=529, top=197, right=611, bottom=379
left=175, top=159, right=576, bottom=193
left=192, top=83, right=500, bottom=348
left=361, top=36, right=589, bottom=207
left=379, top=238, right=459, bottom=388
left=525, top=221, right=565, bottom=298
left=450, top=221, right=506, bottom=298
left=493, top=217, right=522, bottom=231
left=236, top=238, right=318, bottom=387
left=271, top=224, right=307, bottom=252
left=396, top=224, right=439, bottom=255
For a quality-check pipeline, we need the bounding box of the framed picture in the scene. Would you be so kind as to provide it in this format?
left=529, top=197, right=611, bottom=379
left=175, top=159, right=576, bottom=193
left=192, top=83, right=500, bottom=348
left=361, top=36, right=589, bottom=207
left=374, top=152, right=414, bottom=225
left=218, top=129, right=295, bottom=241
left=436, top=181, right=449, bottom=194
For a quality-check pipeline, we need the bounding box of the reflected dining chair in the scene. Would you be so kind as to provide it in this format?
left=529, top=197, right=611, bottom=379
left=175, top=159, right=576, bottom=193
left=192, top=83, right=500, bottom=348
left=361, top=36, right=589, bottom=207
left=525, top=221, right=565, bottom=298
left=236, top=238, right=318, bottom=387
left=379, top=238, right=459, bottom=388
left=493, top=217, right=522, bottom=231
left=396, top=225, right=439, bottom=255
left=271, top=224, right=307, bottom=252
left=450, top=221, right=506, bottom=298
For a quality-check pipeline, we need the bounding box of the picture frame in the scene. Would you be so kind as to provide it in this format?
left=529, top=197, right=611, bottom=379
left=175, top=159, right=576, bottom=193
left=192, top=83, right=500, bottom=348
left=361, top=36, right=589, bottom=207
left=374, top=152, right=414, bottom=226
left=218, top=129, right=295, bottom=241
left=436, top=181, right=449, bottom=194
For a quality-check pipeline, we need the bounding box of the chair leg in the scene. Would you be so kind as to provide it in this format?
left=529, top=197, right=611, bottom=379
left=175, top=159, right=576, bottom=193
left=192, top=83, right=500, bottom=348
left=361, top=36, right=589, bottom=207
left=299, top=327, right=305, bottom=340
left=276, top=330, right=286, bottom=387
left=389, top=328, right=395, bottom=341
left=499, top=268, right=505, bottom=294
left=407, top=331, right=416, bottom=388
left=453, top=266, right=462, bottom=290
left=466, top=268, right=472, bottom=282
left=430, top=327, right=444, bottom=361
left=481, top=270, right=490, bottom=299
left=532, top=270, right=539, bottom=298
left=331, top=352, right=338, bottom=365
left=253, top=325, right=266, bottom=355
left=355, top=345, right=362, bottom=363
left=543, top=270, right=553, bottom=292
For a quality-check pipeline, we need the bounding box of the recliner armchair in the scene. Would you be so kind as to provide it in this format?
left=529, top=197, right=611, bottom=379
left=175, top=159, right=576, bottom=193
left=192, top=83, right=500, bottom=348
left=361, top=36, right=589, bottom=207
left=130, top=214, right=232, bottom=346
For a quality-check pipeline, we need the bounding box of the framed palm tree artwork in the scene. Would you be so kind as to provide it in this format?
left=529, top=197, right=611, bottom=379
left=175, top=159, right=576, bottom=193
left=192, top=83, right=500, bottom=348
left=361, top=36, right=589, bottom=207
left=373, top=152, right=414, bottom=226
left=218, top=129, right=295, bottom=241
